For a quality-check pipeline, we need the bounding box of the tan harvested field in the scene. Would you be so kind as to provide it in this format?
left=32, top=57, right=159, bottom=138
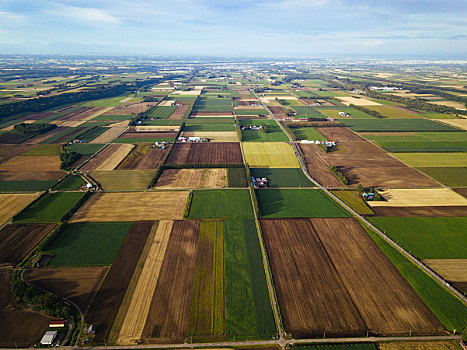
left=23, top=267, right=109, bottom=311
left=190, top=112, right=233, bottom=118
left=378, top=340, right=461, bottom=350
left=155, top=169, right=227, bottom=189
left=169, top=105, right=189, bottom=119
left=119, top=131, right=177, bottom=139
left=104, top=102, right=158, bottom=115
left=299, top=144, right=342, bottom=187
left=0, top=193, right=40, bottom=226
left=238, top=90, right=253, bottom=98
left=171, top=90, right=201, bottom=96
left=368, top=188, right=467, bottom=207
left=91, top=125, right=127, bottom=143
left=135, top=125, right=180, bottom=132
left=234, top=105, right=266, bottom=110
left=50, top=119, right=85, bottom=127
left=435, top=118, right=467, bottom=131
left=0, top=170, right=65, bottom=181
left=60, top=106, right=107, bottom=122
left=316, top=127, right=366, bottom=141
left=182, top=131, right=238, bottom=142
left=158, top=100, right=175, bottom=106
left=0, top=155, right=61, bottom=171
left=80, top=144, right=133, bottom=172
left=336, top=96, right=382, bottom=106
left=116, top=144, right=169, bottom=170
left=70, top=191, right=188, bottom=222
left=117, top=221, right=173, bottom=345
left=372, top=206, right=467, bottom=217
left=0, top=144, right=34, bottom=164
left=261, top=217, right=445, bottom=337
left=429, top=100, right=466, bottom=109
left=167, top=142, right=243, bottom=164
left=143, top=220, right=200, bottom=343
left=423, top=259, right=467, bottom=282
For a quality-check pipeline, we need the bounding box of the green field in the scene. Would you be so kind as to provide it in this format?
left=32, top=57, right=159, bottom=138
left=39, top=127, right=76, bottom=144
left=367, top=226, right=467, bottom=332
left=250, top=168, right=314, bottom=188
left=187, top=118, right=234, bottom=123
left=241, top=119, right=288, bottom=142
left=291, top=106, right=327, bottom=119
left=193, top=105, right=233, bottom=112
left=392, top=152, right=466, bottom=167
left=338, top=119, right=460, bottom=132
left=53, top=175, right=85, bottom=191
left=291, top=127, right=326, bottom=141
left=90, top=170, right=155, bottom=191
left=331, top=190, right=374, bottom=215
left=13, top=192, right=87, bottom=223
left=365, top=105, right=421, bottom=119
left=66, top=143, right=104, bottom=155
left=378, top=141, right=467, bottom=152
left=113, top=137, right=174, bottom=143
left=257, top=189, right=350, bottom=218
left=147, top=106, right=177, bottom=119
left=188, top=190, right=254, bottom=219
left=368, top=217, right=467, bottom=259
left=184, top=123, right=236, bottom=132
left=79, top=127, right=107, bottom=142
left=0, top=180, right=58, bottom=192
left=234, top=109, right=269, bottom=116
left=227, top=168, right=248, bottom=187
left=82, top=95, right=130, bottom=107
left=316, top=107, right=373, bottom=119
left=142, top=119, right=184, bottom=126
left=295, top=344, right=377, bottom=350
left=416, top=167, right=467, bottom=187
left=92, top=114, right=132, bottom=121
left=224, top=219, right=277, bottom=339
left=45, top=222, right=132, bottom=266
left=21, top=144, right=61, bottom=156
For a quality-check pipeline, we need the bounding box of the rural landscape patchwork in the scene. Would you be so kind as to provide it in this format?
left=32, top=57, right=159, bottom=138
left=0, top=55, right=466, bottom=350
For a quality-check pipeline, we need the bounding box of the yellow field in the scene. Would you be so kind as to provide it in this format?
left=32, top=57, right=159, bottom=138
left=70, top=191, right=189, bottom=222
left=158, top=100, right=175, bottom=106
left=378, top=340, right=461, bottom=350
left=117, top=220, right=173, bottom=345
left=94, top=144, right=133, bottom=171
left=155, top=168, right=227, bottom=189
left=104, top=121, right=129, bottom=128
left=434, top=118, right=467, bottom=131
left=423, top=259, right=467, bottom=282
left=0, top=193, right=40, bottom=226
left=242, top=142, right=300, bottom=168
left=91, top=125, right=127, bottom=143
left=135, top=125, right=180, bottom=132
left=171, top=90, right=201, bottom=96
left=368, top=188, right=467, bottom=207
left=0, top=156, right=61, bottom=171
left=50, top=120, right=85, bottom=127
left=336, top=96, right=382, bottom=106
left=182, top=131, right=238, bottom=142
left=392, top=152, right=467, bottom=167
left=429, top=100, right=466, bottom=109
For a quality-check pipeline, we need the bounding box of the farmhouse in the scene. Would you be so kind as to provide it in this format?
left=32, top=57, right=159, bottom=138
left=40, top=331, right=58, bottom=345
left=338, top=111, right=350, bottom=117
left=252, top=176, right=269, bottom=188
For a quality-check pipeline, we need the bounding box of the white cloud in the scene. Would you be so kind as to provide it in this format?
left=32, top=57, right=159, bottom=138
left=46, top=5, right=119, bottom=25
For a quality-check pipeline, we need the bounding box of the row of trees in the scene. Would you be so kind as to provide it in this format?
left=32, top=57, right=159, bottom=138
left=13, top=122, right=56, bottom=135
left=349, top=104, right=385, bottom=119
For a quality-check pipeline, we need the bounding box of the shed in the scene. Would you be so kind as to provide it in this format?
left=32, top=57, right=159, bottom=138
left=40, top=331, right=58, bottom=345
left=49, top=320, right=66, bottom=328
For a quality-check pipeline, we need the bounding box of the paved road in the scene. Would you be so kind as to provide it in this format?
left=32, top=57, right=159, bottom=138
left=254, top=89, right=467, bottom=305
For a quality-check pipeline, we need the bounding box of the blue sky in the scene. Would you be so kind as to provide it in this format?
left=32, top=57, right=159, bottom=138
left=0, top=0, right=466, bottom=57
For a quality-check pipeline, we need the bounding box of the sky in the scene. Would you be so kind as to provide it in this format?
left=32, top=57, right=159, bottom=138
left=0, top=0, right=466, bottom=58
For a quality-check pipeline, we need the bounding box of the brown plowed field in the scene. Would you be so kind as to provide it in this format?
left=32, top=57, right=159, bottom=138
left=166, top=142, right=242, bottom=165
left=25, top=126, right=68, bottom=144
left=299, top=144, right=342, bottom=187
left=54, top=126, right=87, bottom=143
left=25, top=106, right=75, bottom=120
left=119, top=131, right=177, bottom=139
left=0, top=270, right=53, bottom=347
left=373, top=206, right=467, bottom=217
left=80, top=144, right=132, bottom=172
left=86, top=221, right=153, bottom=344
left=453, top=188, right=467, bottom=199
left=0, top=156, right=61, bottom=171
left=453, top=282, right=467, bottom=293
left=104, top=102, right=158, bottom=115
left=169, top=105, right=189, bottom=119
left=143, top=220, right=200, bottom=343
left=70, top=191, right=188, bottom=222
left=261, top=218, right=366, bottom=338
left=0, top=170, right=65, bottom=181
left=269, top=106, right=287, bottom=117
left=261, top=218, right=445, bottom=338
left=0, top=144, right=34, bottom=164
left=116, top=144, right=169, bottom=170
left=155, top=168, right=227, bottom=189
left=63, top=107, right=105, bottom=121
left=23, top=267, right=109, bottom=311
left=0, top=223, right=56, bottom=267
left=379, top=340, right=460, bottom=350
left=316, top=127, right=366, bottom=141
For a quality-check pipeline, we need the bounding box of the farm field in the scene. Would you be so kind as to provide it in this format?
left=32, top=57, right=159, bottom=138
left=423, top=260, right=467, bottom=284
left=331, top=190, right=374, bottom=215
left=378, top=340, right=461, bottom=350
left=258, top=189, right=350, bottom=218
left=184, top=123, right=236, bottom=132
left=336, top=96, right=382, bottom=106
left=13, top=191, right=86, bottom=223
left=21, top=144, right=61, bottom=156
left=166, top=142, right=243, bottom=165
left=116, top=143, right=169, bottom=169
left=299, top=144, right=343, bottom=187
left=44, top=221, right=134, bottom=266
left=365, top=105, right=421, bottom=118
left=90, top=124, right=127, bottom=143
left=0, top=223, right=56, bottom=266
left=243, top=142, right=300, bottom=168
left=338, top=119, right=460, bottom=132
left=296, top=345, right=377, bottom=350
left=0, top=270, right=53, bottom=347
left=52, top=174, right=85, bottom=191
left=66, top=143, right=104, bottom=155
left=250, top=168, right=314, bottom=188
left=291, top=127, right=326, bottom=141
left=240, top=119, right=288, bottom=142
left=188, top=189, right=254, bottom=219
left=182, top=131, right=239, bottom=142
left=367, top=217, right=467, bottom=259
left=90, top=170, right=155, bottom=191
left=0, top=155, right=61, bottom=171
left=416, top=167, right=467, bottom=187
left=391, top=152, right=466, bottom=167
left=315, top=107, right=373, bottom=119
left=435, top=118, right=467, bottom=131
left=377, top=141, right=467, bottom=153
left=70, top=191, right=188, bottom=222
left=0, top=179, right=58, bottom=192
left=23, top=266, right=109, bottom=311
left=86, top=220, right=153, bottom=343
left=80, top=143, right=133, bottom=172
left=155, top=168, right=227, bottom=189
left=261, top=218, right=445, bottom=338
left=0, top=193, right=40, bottom=226
left=368, top=188, right=467, bottom=207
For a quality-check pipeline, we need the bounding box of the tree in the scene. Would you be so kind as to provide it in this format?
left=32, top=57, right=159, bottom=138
left=357, top=184, right=363, bottom=193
